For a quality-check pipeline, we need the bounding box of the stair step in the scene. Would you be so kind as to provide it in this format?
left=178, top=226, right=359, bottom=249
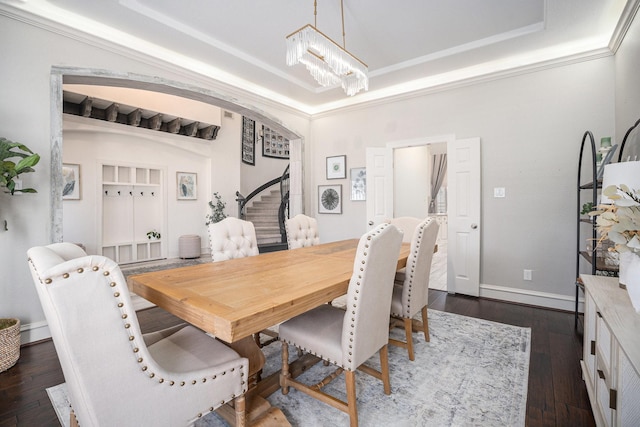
left=246, top=208, right=279, bottom=215
left=242, top=187, right=286, bottom=246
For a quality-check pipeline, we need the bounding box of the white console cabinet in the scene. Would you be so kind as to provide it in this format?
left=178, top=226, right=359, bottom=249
left=581, top=275, right=640, bottom=426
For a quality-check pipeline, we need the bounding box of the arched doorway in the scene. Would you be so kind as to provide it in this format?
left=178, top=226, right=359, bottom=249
left=49, top=67, right=303, bottom=244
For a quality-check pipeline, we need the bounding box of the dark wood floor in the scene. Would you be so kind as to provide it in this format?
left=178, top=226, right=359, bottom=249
left=0, top=290, right=594, bottom=427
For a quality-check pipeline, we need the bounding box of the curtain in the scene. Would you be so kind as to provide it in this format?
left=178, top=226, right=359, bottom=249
left=429, top=153, right=447, bottom=214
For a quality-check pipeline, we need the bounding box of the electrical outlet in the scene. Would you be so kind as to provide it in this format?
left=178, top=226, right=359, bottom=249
left=494, top=187, right=505, bottom=198
left=523, top=269, right=532, bottom=281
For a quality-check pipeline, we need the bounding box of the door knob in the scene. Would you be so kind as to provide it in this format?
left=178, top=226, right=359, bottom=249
left=471, top=223, right=478, bottom=229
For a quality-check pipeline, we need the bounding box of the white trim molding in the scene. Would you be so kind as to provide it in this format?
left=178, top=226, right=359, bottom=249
left=480, top=283, right=584, bottom=313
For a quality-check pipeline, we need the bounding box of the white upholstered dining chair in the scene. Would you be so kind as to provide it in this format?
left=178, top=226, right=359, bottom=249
left=387, top=216, right=423, bottom=282
left=208, top=217, right=274, bottom=348
left=285, top=214, right=320, bottom=249
left=388, top=216, right=422, bottom=243
left=207, top=217, right=259, bottom=261
left=279, top=223, right=403, bottom=427
left=389, top=217, right=439, bottom=361
left=27, top=242, right=248, bottom=427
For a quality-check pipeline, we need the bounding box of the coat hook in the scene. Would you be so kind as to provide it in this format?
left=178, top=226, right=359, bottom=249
left=140, top=191, right=144, bottom=196
left=151, top=192, right=155, bottom=196
left=105, top=190, right=108, bottom=196
left=117, top=190, right=121, bottom=196
left=129, top=191, right=133, bottom=196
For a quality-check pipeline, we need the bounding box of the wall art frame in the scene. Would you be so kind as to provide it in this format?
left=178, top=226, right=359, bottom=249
left=350, top=167, right=366, bottom=201
left=62, top=163, right=81, bottom=200
left=176, top=171, right=197, bottom=200
left=262, top=125, right=290, bottom=159
left=241, top=116, right=255, bottom=165
left=326, top=155, right=346, bottom=179
left=318, top=184, right=342, bottom=214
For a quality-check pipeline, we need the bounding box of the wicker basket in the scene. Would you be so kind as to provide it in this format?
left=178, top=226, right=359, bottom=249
left=0, top=318, right=20, bottom=373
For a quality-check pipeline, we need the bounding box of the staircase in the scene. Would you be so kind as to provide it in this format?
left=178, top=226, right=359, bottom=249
left=245, top=189, right=286, bottom=251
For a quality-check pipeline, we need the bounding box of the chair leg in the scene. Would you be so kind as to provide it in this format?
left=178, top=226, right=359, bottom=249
left=280, top=341, right=290, bottom=394
left=234, top=395, right=246, bottom=427
left=421, top=306, right=430, bottom=342
left=379, top=344, right=391, bottom=395
left=345, top=370, right=359, bottom=427
left=403, top=318, right=415, bottom=361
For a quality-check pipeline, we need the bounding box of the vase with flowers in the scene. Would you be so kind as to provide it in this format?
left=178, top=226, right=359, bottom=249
left=591, top=184, right=640, bottom=311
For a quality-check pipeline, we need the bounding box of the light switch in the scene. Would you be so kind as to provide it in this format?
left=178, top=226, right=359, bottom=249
left=494, top=187, right=505, bottom=198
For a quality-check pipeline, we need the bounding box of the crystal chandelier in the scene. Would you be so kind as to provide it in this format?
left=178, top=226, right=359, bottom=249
left=286, top=0, right=368, bottom=96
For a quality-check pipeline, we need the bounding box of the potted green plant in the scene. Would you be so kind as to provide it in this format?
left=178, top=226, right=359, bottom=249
left=146, top=230, right=161, bottom=240
left=205, top=192, right=227, bottom=225
left=0, top=137, right=37, bottom=371
left=0, top=137, right=40, bottom=195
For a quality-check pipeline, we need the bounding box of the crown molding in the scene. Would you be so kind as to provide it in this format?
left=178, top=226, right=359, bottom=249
left=609, top=0, right=640, bottom=53
left=0, top=2, right=621, bottom=118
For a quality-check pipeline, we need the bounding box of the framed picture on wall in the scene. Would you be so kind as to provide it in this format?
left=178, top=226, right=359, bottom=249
left=262, top=125, right=290, bottom=159
left=176, top=172, right=197, bottom=200
left=350, top=167, right=366, bottom=201
left=241, top=116, right=255, bottom=165
left=62, top=163, right=81, bottom=200
left=318, top=184, right=342, bottom=214
left=326, top=155, right=346, bottom=179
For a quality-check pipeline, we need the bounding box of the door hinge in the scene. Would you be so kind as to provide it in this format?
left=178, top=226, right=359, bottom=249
left=591, top=340, right=596, bottom=355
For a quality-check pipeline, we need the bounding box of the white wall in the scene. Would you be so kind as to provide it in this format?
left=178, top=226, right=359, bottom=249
left=394, top=145, right=430, bottom=218
left=615, top=8, right=640, bottom=160
left=311, top=58, right=616, bottom=306
left=239, top=120, right=291, bottom=199
left=63, top=117, right=216, bottom=258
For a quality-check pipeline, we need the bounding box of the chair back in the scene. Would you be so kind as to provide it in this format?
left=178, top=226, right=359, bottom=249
left=388, top=216, right=423, bottom=243
left=400, top=217, right=439, bottom=317
left=342, top=223, right=403, bottom=369
left=208, top=217, right=259, bottom=261
left=26, top=244, right=166, bottom=425
left=285, top=214, right=320, bottom=249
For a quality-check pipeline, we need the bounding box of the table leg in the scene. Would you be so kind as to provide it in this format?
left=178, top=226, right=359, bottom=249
left=216, top=336, right=291, bottom=426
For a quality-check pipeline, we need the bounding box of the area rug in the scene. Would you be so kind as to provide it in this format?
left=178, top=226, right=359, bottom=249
left=47, top=310, right=530, bottom=427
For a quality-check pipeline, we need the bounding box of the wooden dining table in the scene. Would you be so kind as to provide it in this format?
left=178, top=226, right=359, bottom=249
left=127, top=238, right=410, bottom=425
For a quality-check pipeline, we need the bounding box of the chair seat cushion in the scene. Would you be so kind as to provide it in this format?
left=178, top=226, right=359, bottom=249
left=279, top=304, right=344, bottom=365
left=147, top=325, right=240, bottom=373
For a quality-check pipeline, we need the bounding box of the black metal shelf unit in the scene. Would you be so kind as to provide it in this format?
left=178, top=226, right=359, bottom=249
left=574, top=117, right=640, bottom=329
left=575, top=131, right=599, bottom=330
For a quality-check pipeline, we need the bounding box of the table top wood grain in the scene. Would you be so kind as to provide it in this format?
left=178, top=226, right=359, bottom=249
left=128, top=239, right=410, bottom=343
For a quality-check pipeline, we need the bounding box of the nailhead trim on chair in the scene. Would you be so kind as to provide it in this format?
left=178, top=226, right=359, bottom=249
left=29, top=257, right=247, bottom=404
left=279, top=226, right=395, bottom=372
left=389, top=218, right=435, bottom=319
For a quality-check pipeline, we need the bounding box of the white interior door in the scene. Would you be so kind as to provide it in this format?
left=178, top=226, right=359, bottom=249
left=447, top=137, right=481, bottom=296
left=365, top=147, right=393, bottom=230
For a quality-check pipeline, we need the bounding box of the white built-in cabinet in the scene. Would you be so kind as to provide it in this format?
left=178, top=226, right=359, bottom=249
left=581, top=275, right=640, bottom=427
left=100, top=163, right=166, bottom=264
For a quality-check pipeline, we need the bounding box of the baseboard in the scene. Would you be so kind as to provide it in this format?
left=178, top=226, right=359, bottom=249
left=20, top=320, right=51, bottom=345
left=480, top=283, right=584, bottom=312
